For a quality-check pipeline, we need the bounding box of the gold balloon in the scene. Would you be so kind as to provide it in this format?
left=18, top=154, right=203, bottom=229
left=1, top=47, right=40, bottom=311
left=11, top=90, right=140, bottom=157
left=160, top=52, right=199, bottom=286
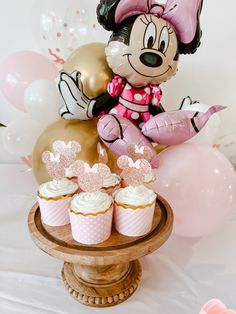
left=154, top=144, right=167, bottom=154
left=63, top=43, right=113, bottom=98
left=33, top=119, right=118, bottom=184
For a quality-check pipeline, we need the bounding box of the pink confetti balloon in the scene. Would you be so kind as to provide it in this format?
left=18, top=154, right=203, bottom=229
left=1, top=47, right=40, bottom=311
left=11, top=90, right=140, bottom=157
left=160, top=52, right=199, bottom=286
left=152, top=143, right=236, bottom=238
left=0, top=51, right=57, bottom=112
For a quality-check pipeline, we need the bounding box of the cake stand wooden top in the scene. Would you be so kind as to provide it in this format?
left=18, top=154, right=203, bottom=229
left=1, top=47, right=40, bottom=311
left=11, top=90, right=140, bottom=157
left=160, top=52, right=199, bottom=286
left=28, top=194, right=173, bottom=266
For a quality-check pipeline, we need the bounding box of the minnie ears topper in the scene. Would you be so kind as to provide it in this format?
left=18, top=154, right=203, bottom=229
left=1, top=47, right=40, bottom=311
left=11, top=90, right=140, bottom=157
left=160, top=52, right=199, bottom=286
left=70, top=161, right=111, bottom=193
left=127, top=144, right=154, bottom=163
left=117, top=155, right=152, bottom=186
left=42, top=140, right=81, bottom=181
left=53, top=140, right=81, bottom=167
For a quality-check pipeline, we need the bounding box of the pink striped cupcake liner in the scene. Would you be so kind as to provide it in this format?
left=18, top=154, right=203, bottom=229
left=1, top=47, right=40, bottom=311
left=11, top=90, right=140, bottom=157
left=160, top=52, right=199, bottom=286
left=69, top=206, right=113, bottom=245
left=114, top=201, right=156, bottom=237
left=38, top=194, right=73, bottom=227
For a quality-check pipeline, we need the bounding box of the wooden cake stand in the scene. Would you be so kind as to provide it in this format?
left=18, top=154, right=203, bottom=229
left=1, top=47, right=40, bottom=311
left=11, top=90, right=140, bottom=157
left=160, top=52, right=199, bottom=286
left=28, top=194, right=173, bottom=307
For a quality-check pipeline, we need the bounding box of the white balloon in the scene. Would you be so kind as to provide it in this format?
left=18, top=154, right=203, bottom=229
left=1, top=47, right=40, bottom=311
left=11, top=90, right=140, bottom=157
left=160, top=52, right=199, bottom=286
left=184, top=103, right=221, bottom=145
left=24, top=80, right=62, bottom=126
left=1, top=119, right=44, bottom=156
left=216, top=133, right=236, bottom=169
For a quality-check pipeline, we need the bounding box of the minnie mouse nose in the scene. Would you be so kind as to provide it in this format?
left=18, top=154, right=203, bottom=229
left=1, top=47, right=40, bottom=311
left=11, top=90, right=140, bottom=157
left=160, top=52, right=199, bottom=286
left=140, top=52, right=163, bottom=68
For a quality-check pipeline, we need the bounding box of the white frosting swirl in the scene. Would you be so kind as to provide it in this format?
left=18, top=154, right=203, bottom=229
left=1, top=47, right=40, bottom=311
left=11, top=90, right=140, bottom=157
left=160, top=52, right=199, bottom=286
left=102, top=173, right=121, bottom=188
left=65, top=167, right=76, bottom=178
left=115, top=185, right=156, bottom=207
left=144, top=172, right=156, bottom=183
left=70, top=191, right=113, bottom=214
left=39, top=178, right=78, bottom=198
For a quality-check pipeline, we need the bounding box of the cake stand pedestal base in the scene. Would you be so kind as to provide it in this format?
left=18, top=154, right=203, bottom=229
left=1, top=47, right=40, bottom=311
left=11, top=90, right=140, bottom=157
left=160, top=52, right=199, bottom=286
left=28, top=194, right=173, bottom=308
left=62, top=260, right=141, bottom=307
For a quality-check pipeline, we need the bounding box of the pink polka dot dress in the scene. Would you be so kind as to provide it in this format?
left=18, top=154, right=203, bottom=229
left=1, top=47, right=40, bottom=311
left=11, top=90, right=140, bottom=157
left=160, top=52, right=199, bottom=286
left=107, top=75, right=162, bottom=129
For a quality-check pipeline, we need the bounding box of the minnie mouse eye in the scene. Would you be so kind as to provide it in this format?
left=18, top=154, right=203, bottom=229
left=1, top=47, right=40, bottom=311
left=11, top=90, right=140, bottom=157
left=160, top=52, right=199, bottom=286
left=158, top=26, right=169, bottom=55
left=143, top=22, right=157, bottom=49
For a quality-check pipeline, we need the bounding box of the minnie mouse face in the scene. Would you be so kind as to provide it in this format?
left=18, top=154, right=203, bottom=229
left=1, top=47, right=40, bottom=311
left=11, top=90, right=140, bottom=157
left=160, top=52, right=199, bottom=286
left=105, top=14, right=178, bottom=87
left=97, top=0, right=203, bottom=87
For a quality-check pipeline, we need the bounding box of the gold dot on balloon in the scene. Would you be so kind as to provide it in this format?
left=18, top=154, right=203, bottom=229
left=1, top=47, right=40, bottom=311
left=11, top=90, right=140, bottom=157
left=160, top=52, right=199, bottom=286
left=64, top=23, right=68, bottom=28
left=43, top=35, right=46, bottom=40
left=93, top=24, right=96, bottom=29
left=56, top=48, right=61, bottom=52
left=57, top=32, right=62, bottom=38
left=76, top=10, right=80, bottom=15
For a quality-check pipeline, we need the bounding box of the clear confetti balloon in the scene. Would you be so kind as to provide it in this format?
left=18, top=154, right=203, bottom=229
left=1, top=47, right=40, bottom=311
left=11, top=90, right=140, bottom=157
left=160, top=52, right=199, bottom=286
left=31, top=0, right=108, bottom=65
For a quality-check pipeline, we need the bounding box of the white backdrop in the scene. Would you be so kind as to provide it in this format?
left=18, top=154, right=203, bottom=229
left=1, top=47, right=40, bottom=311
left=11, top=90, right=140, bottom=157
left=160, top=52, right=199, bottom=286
left=0, top=0, right=236, bottom=163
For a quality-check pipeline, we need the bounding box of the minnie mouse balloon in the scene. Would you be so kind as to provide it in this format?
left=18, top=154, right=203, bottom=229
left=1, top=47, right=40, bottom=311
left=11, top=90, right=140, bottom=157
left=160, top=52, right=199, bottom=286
left=57, top=0, right=225, bottom=165
left=180, top=97, right=222, bottom=146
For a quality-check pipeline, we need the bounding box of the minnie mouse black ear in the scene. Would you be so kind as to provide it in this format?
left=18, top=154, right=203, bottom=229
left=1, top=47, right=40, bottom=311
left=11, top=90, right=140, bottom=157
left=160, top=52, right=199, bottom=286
left=178, top=0, right=203, bottom=54
left=97, top=0, right=121, bottom=31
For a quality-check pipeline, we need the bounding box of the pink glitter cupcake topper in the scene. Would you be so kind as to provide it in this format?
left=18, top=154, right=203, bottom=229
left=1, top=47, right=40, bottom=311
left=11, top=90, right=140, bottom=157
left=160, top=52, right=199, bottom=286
left=42, top=151, right=67, bottom=181
left=127, top=144, right=154, bottom=162
left=53, top=140, right=81, bottom=168
left=70, top=160, right=111, bottom=192
left=117, top=156, right=152, bottom=186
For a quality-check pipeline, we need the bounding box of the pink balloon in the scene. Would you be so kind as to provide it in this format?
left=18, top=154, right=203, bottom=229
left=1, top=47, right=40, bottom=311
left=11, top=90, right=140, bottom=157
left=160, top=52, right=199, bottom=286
left=151, top=143, right=236, bottom=237
left=0, top=51, right=58, bottom=111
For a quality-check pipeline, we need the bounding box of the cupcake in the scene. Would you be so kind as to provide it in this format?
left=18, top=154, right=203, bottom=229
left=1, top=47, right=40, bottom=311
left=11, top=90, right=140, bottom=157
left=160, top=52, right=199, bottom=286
left=100, top=173, right=122, bottom=195
left=65, top=167, right=78, bottom=183
left=38, top=141, right=80, bottom=227
left=38, top=178, right=78, bottom=227
left=144, top=172, right=156, bottom=185
left=69, top=160, right=113, bottom=244
left=144, top=171, right=157, bottom=191
left=126, top=144, right=157, bottom=190
left=69, top=191, right=113, bottom=244
left=115, top=155, right=156, bottom=236
left=114, top=185, right=156, bottom=237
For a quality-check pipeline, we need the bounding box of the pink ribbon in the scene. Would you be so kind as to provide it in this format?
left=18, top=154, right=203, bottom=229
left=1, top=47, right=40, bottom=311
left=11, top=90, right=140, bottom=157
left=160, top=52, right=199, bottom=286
left=115, top=0, right=202, bottom=44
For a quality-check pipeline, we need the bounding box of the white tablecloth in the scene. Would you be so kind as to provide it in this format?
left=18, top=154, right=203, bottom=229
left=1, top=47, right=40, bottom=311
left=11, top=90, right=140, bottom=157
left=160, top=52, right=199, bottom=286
left=0, top=164, right=236, bottom=314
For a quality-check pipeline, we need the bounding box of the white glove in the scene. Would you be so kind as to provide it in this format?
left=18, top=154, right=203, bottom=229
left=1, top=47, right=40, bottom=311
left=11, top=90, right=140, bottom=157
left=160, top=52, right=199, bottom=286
left=58, top=71, right=95, bottom=120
